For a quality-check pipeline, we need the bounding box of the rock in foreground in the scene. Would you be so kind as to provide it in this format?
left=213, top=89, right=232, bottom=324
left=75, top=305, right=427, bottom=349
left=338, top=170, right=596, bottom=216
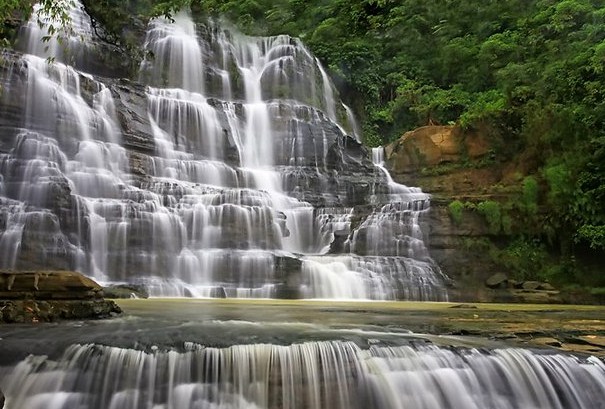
left=0, top=271, right=122, bottom=323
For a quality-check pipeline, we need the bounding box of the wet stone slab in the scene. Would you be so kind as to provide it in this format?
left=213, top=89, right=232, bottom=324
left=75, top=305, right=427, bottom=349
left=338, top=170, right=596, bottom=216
left=1, top=299, right=604, bottom=364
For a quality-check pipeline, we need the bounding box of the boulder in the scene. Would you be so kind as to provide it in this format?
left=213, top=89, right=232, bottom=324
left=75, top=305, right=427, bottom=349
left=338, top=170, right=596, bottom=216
left=102, top=284, right=150, bottom=299
left=538, top=282, right=556, bottom=291
left=485, top=273, right=508, bottom=289
left=522, top=281, right=542, bottom=291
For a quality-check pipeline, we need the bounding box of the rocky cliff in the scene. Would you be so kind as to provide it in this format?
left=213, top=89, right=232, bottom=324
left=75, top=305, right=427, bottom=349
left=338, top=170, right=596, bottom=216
left=385, top=125, right=566, bottom=303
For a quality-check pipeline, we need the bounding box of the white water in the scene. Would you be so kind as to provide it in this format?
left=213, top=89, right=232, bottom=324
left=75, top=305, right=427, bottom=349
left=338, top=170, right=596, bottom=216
left=0, top=6, right=447, bottom=300
left=2, top=341, right=605, bottom=409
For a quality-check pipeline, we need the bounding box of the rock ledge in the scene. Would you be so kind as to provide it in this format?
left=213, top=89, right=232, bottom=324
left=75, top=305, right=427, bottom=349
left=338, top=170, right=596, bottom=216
left=0, top=271, right=122, bottom=323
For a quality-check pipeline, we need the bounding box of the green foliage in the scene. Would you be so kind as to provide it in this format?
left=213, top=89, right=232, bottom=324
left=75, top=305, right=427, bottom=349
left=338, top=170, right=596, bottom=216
left=544, top=162, right=572, bottom=204
left=459, top=90, right=506, bottom=129
left=501, top=212, right=513, bottom=235
left=448, top=200, right=464, bottom=225
left=520, top=176, right=539, bottom=216
left=461, top=237, right=492, bottom=252
left=590, top=287, right=605, bottom=296
left=0, top=1, right=53, bottom=45
left=79, top=0, right=191, bottom=57
left=477, top=200, right=502, bottom=234
left=497, top=238, right=548, bottom=281
left=577, top=225, right=605, bottom=250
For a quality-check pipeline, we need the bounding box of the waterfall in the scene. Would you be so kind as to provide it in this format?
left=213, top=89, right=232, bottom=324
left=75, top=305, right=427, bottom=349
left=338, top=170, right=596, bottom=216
left=2, top=341, right=605, bottom=409
left=0, top=6, right=448, bottom=300
left=2, top=7, right=605, bottom=409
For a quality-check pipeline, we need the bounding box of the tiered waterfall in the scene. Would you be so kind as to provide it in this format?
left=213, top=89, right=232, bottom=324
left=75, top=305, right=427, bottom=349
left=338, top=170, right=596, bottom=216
left=0, top=5, right=447, bottom=300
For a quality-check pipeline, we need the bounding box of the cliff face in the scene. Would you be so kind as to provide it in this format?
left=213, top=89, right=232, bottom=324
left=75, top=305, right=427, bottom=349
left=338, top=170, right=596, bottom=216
left=385, top=126, right=494, bottom=299
left=385, top=125, right=565, bottom=302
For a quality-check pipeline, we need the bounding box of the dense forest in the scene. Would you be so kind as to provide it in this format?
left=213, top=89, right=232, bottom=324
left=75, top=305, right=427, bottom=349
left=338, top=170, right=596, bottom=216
left=2, top=0, right=604, bottom=288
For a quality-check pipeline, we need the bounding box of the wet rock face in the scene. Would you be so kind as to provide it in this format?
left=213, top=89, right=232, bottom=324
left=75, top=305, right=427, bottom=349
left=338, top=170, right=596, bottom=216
left=0, top=47, right=388, bottom=296
left=385, top=125, right=547, bottom=302
left=112, top=80, right=156, bottom=154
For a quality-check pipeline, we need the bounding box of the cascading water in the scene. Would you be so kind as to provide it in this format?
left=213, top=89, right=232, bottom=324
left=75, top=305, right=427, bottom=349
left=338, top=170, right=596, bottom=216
left=0, top=4, right=447, bottom=300
left=2, top=341, right=605, bottom=409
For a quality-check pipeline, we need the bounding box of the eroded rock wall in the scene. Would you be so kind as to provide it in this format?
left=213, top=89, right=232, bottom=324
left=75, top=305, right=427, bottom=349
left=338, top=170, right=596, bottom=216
left=385, top=125, right=525, bottom=301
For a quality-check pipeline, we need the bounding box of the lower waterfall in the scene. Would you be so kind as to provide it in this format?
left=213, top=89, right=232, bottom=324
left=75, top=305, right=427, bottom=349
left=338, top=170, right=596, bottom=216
left=2, top=341, right=605, bottom=409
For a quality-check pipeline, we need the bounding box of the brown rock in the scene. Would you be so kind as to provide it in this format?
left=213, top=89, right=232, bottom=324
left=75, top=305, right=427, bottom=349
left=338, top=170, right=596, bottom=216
left=512, top=289, right=562, bottom=304
left=0, top=271, right=102, bottom=299
left=385, top=125, right=490, bottom=175
left=577, top=335, right=605, bottom=348
left=0, top=271, right=121, bottom=323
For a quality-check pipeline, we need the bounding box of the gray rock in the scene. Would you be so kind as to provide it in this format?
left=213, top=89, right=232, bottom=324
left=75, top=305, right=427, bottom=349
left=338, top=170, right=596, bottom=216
left=522, top=281, right=542, bottom=291
left=538, top=282, right=556, bottom=291
left=103, top=284, right=149, bottom=299
left=485, top=273, right=508, bottom=289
